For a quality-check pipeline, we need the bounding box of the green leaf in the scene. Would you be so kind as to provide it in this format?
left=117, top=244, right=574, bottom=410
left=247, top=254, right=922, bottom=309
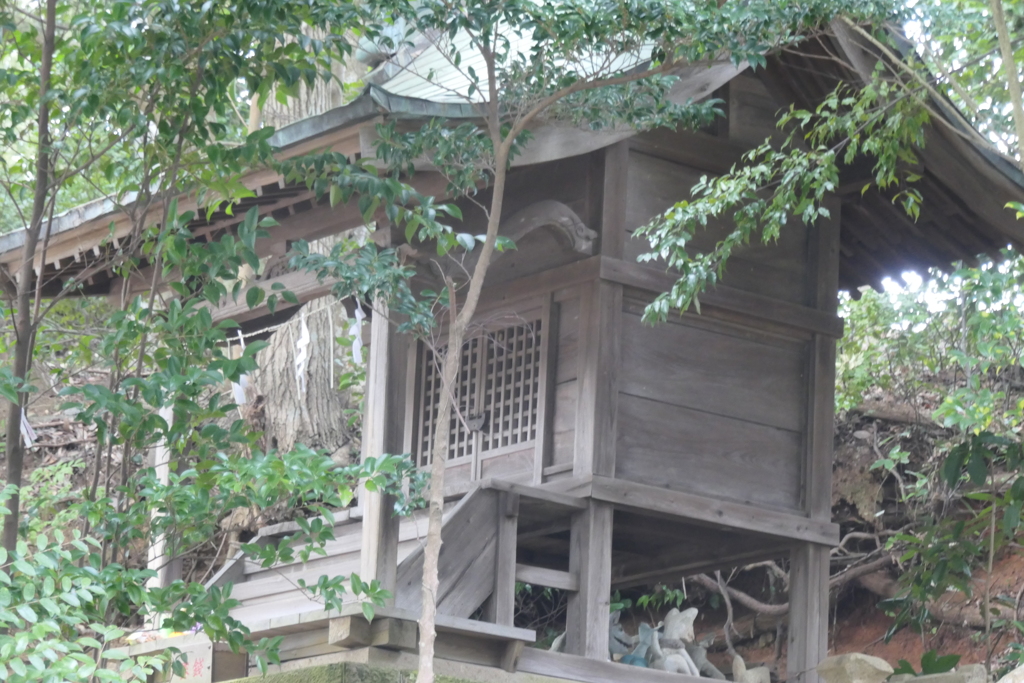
left=16, top=603, right=37, bottom=623
left=1004, top=501, right=1021, bottom=538
left=246, top=286, right=265, bottom=310
left=966, top=449, right=988, bottom=485
left=362, top=601, right=375, bottom=623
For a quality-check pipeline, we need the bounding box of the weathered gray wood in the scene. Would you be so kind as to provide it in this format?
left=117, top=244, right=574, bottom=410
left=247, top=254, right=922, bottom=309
left=628, top=128, right=745, bottom=175
left=552, top=381, right=577, bottom=467
left=809, top=196, right=842, bottom=314
left=599, top=256, right=844, bottom=338
left=205, top=550, right=246, bottom=588
left=359, top=302, right=410, bottom=603
left=590, top=476, right=838, bottom=546
left=484, top=492, right=519, bottom=626
left=211, top=646, right=250, bottom=681
left=327, top=616, right=372, bottom=647
left=619, top=311, right=806, bottom=432
left=615, top=393, right=803, bottom=511
left=535, top=295, right=560, bottom=483
left=370, top=618, right=419, bottom=651
left=612, top=541, right=797, bottom=589
left=394, top=488, right=499, bottom=617
left=573, top=282, right=621, bottom=478
left=788, top=543, right=830, bottom=683
left=482, top=478, right=588, bottom=510
left=555, top=297, right=580, bottom=384
left=805, top=197, right=841, bottom=519
left=566, top=501, right=613, bottom=658
left=473, top=256, right=600, bottom=315
left=479, top=447, right=535, bottom=482
left=728, top=74, right=784, bottom=147
left=515, top=564, right=579, bottom=592
left=600, top=141, right=629, bottom=259
left=501, top=641, right=525, bottom=672
left=433, top=632, right=506, bottom=668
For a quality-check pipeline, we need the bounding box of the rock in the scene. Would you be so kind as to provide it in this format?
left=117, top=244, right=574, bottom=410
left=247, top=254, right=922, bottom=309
left=914, top=673, right=970, bottom=683
left=817, top=654, right=893, bottom=683
left=959, top=664, right=988, bottom=683
left=996, top=664, right=1024, bottom=683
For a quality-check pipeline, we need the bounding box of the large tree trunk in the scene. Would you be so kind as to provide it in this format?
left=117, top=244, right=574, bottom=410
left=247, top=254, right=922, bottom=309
left=246, top=295, right=359, bottom=461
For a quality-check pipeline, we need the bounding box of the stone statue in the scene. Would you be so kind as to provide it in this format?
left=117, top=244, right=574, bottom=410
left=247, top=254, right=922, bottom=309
left=684, top=635, right=726, bottom=680
left=646, top=623, right=701, bottom=676
left=732, top=654, right=771, bottom=683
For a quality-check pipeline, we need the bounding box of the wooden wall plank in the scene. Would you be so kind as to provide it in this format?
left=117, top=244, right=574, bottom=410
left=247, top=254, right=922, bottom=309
left=728, top=74, right=785, bottom=147
left=619, top=311, right=806, bottom=432
left=623, top=150, right=810, bottom=303
left=600, top=257, right=843, bottom=338
left=566, top=501, right=613, bottom=658
left=615, top=393, right=803, bottom=511
left=556, top=297, right=580, bottom=384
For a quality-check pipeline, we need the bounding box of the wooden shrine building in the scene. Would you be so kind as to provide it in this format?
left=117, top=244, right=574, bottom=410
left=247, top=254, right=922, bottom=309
left=3, top=30, right=1024, bottom=683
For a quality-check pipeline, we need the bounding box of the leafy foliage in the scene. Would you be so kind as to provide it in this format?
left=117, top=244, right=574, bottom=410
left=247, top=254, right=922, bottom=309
left=837, top=254, right=1024, bottom=639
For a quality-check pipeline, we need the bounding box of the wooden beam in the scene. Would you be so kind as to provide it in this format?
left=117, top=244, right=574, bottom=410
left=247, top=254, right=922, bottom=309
left=481, top=478, right=588, bottom=510
left=473, top=256, right=600, bottom=314
left=612, top=543, right=797, bottom=589
left=590, top=476, right=838, bottom=546
left=788, top=543, right=830, bottom=683
left=566, top=501, right=613, bottom=658
left=628, top=129, right=746, bottom=175
left=515, top=564, right=580, bottom=592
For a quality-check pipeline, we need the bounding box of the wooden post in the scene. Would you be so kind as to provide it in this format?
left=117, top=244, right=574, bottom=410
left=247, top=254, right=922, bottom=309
left=574, top=281, right=622, bottom=478
left=599, top=141, right=629, bottom=259
left=790, top=196, right=840, bottom=679
left=788, top=543, right=830, bottom=683
left=147, top=405, right=182, bottom=590
left=484, top=491, right=519, bottom=625
left=566, top=501, right=613, bottom=658
left=359, top=302, right=410, bottom=603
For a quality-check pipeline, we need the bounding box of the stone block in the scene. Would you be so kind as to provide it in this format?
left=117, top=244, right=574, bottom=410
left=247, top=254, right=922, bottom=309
left=817, top=653, right=894, bottom=683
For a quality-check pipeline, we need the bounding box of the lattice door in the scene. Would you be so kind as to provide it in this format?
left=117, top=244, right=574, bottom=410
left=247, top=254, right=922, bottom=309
left=415, top=318, right=542, bottom=468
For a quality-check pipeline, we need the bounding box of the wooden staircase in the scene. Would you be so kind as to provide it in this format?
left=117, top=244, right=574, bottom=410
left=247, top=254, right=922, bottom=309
left=393, top=487, right=502, bottom=617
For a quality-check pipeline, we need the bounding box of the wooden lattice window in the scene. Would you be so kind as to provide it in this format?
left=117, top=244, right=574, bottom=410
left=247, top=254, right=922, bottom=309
left=415, top=317, right=543, bottom=467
